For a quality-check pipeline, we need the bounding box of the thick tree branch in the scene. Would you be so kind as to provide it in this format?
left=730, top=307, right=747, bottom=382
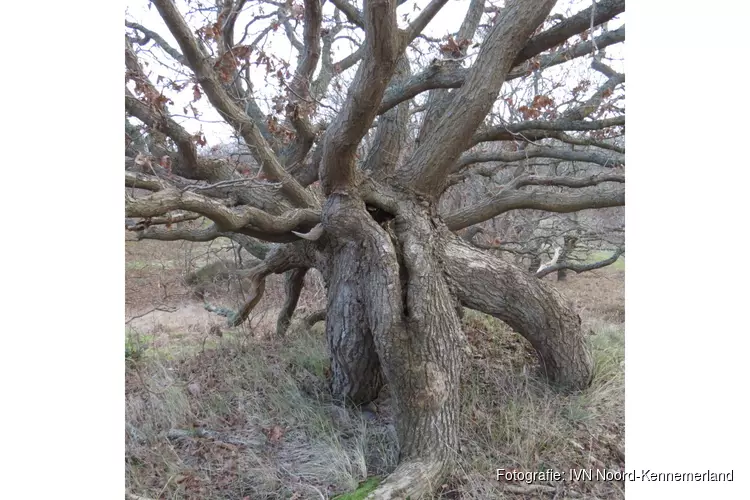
left=396, top=0, right=558, bottom=196
left=472, top=116, right=624, bottom=145
left=456, top=145, right=624, bottom=170
left=320, top=0, right=400, bottom=193
left=151, top=0, right=317, bottom=209
left=282, top=0, right=322, bottom=168
left=513, top=0, right=624, bottom=65
left=415, top=0, right=484, bottom=148
left=362, top=57, right=410, bottom=177
left=509, top=25, right=624, bottom=79
left=445, top=185, right=625, bottom=230
left=329, top=0, right=363, bottom=27
left=135, top=223, right=271, bottom=258
left=126, top=188, right=320, bottom=238
left=441, top=232, right=593, bottom=389
left=125, top=170, right=168, bottom=191
left=378, top=25, right=624, bottom=116
left=405, top=0, right=451, bottom=43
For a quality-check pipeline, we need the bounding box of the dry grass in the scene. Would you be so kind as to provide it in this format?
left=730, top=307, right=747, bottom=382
left=125, top=238, right=624, bottom=499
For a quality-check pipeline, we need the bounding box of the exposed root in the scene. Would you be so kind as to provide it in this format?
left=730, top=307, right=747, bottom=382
left=365, top=459, right=446, bottom=500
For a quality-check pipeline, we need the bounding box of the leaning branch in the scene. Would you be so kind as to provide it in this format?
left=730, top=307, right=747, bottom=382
left=514, top=0, right=624, bottom=64
left=395, top=0, right=558, bottom=196
left=151, top=0, right=317, bottom=209
left=445, top=185, right=625, bottom=230
left=320, top=0, right=400, bottom=193
left=126, top=21, right=187, bottom=64
left=456, top=146, right=624, bottom=171
left=536, top=248, right=624, bottom=278
left=377, top=20, right=624, bottom=115
left=125, top=188, right=320, bottom=238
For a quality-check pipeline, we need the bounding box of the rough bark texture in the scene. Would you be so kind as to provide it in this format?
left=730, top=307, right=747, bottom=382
left=441, top=234, right=593, bottom=390
left=322, top=239, right=385, bottom=405
left=126, top=0, right=624, bottom=496
left=317, top=193, right=464, bottom=499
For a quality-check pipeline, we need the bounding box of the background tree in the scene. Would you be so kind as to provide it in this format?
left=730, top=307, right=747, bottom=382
left=125, top=0, right=625, bottom=496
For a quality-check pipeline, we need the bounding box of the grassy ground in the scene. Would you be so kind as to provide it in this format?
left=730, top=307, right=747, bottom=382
left=126, top=236, right=624, bottom=499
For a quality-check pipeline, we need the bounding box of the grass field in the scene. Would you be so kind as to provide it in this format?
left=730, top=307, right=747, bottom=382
left=125, top=236, right=624, bottom=499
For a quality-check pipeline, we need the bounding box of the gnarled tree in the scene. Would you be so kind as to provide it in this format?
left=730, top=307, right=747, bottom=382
left=125, top=0, right=624, bottom=497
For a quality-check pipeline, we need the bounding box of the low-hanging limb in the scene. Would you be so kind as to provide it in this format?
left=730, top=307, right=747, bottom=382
left=125, top=188, right=321, bottom=238
left=456, top=145, right=624, bottom=171
left=445, top=183, right=625, bottom=231
left=440, top=232, right=593, bottom=390
left=276, top=268, right=308, bottom=336
left=536, top=247, right=623, bottom=279
left=218, top=241, right=316, bottom=326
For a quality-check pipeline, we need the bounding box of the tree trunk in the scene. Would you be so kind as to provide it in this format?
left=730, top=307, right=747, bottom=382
left=323, top=241, right=384, bottom=406
left=321, top=194, right=463, bottom=499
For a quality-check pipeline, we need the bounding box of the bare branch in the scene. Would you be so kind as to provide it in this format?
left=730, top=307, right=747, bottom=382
left=126, top=211, right=202, bottom=230
left=125, top=170, right=169, bottom=191
left=562, top=70, right=625, bottom=121
left=126, top=188, right=320, bottom=238
left=363, top=56, right=411, bottom=177
left=513, top=0, right=624, bottom=65
left=378, top=25, right=624, bottom=115
left=395, top=0, right=559, bottom=196
left=456, top=146, right=624, bottom=170
left=135, top=223, right=272, bottom=258
left=282, top=0, right=323, bottom=168
left=472, top=116, right=624, bottom=145
left=320, top=0, right=400, bottom=193
left=414, top=0, right=484, bottom=148
left=445, top=185, right=625, bottom=230
left=126, top=21, right=187, bottom=64
left=151, top=0, right=318, bottom=208
left=329, top=0, right=363, bottom=27
left=276, top=268, right=308, bottom=336
left=536, top=248, right=623, bottom=278
left=405, top=0, right=451, bottom=43
left=226, top=242, right=315, bottom=325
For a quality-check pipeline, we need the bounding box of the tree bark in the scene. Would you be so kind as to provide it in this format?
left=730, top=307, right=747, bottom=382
left=319, top=194, right=463, bottom=499
left=441, top=233, right=593, bottom=390
left=323, top=240, right=384, bottom=405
